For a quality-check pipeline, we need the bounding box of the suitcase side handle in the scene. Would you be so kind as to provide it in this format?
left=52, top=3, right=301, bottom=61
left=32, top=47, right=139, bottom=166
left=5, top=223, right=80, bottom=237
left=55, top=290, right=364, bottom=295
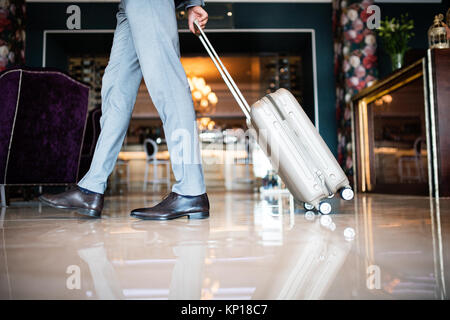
left=194, top=19, right=251, bottom=120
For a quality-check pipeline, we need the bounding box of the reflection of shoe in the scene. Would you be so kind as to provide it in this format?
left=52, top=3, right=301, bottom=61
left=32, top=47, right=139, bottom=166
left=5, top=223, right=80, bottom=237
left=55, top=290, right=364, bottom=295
left=130, top=192, right=210, bottom=220
left=39, top=187, right=104, bottom=218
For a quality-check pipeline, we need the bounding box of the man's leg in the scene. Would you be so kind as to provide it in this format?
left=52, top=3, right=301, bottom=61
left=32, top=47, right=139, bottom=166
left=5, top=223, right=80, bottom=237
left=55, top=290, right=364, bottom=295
left=123, top=0, right=206, bottom=196
left=39, top=3, right=142, bottom=217
left=78, top=3, right=143, bottom=194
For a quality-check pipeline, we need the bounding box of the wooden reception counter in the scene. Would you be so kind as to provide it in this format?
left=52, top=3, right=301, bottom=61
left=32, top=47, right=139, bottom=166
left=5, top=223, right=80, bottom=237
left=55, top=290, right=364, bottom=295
left=352, top=49, right=450, bottom=197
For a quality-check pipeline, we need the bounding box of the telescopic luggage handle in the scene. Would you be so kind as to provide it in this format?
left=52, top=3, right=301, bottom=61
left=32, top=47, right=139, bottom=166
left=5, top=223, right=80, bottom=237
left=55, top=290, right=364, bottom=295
left=194, top=20, right=251, bottom=120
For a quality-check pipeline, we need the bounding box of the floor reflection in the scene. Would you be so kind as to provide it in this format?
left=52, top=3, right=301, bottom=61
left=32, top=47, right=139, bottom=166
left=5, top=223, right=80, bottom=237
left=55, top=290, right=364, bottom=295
left=0, top=191, right=448, bottom=300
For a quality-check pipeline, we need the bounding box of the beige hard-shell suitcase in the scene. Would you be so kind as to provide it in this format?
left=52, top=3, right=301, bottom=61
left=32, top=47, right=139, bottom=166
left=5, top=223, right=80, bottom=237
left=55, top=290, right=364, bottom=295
left=194, top=21, right=354, bottom=214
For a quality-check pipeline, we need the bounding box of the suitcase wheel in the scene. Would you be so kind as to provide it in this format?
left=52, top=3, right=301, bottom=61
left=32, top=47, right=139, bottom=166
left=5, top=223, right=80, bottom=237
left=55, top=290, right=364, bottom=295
left=303, top=202, right=315, bottom=211
left=318, top=202, right=332, bottom=215
left=304, top=211, right=315, bottom=221
left=340, top=187, right=354, bottom=201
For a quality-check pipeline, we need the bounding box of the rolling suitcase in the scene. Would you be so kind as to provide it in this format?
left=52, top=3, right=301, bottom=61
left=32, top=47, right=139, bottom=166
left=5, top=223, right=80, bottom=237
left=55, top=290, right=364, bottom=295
left=194, top=21, right=354, bottom=214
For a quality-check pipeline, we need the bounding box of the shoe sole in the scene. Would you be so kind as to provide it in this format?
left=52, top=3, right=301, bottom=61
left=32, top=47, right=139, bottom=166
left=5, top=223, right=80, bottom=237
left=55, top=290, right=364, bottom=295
left=130, top=211, right=209, bottom=221
left=39, top=196, right=101, bottom=219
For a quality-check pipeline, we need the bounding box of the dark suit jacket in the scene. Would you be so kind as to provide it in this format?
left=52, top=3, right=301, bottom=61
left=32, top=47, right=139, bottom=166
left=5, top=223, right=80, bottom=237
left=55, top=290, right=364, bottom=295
left=175, top=0, right=205, bottom=10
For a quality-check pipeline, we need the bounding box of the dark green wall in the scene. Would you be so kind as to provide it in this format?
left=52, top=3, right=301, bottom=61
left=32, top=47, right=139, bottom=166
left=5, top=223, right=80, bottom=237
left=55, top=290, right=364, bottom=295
left=26, top=3, right=118, bottom=68
left=26, top=2, right=337, bottom=154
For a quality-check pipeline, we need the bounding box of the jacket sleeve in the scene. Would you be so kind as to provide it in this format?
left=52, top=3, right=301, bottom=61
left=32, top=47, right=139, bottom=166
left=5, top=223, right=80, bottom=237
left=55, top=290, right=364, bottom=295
left=175, top=0, right=205, bottom=10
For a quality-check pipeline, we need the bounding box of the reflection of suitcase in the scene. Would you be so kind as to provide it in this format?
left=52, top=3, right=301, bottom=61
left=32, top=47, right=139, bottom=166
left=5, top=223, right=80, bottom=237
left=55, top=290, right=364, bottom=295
left=251, top=219, right=352, bottom=299
left=194, top=21, right=354, bottom=214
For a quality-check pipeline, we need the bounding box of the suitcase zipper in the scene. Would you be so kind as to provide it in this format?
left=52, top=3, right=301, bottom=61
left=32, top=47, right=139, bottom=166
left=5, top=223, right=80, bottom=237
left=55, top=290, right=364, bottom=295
left=265, top=95, right=329, bottom=196
left=268, top=94, right=336, bottom=196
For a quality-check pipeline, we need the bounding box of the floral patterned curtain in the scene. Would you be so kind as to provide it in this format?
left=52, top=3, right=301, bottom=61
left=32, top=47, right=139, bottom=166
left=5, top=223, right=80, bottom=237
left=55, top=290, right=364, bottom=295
left=0, top=0, right=26, bottom=72
left=333, top=0, right=378, bottom=183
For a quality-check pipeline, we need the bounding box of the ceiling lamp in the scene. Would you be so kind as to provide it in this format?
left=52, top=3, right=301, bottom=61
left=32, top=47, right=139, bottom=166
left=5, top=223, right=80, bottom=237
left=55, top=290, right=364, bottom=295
left=188, top=76, right=218, bottom=115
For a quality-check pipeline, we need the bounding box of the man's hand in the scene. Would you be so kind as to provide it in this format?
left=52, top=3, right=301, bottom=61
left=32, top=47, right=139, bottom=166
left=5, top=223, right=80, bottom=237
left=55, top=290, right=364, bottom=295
left=188, top=6, right=208, bottom=35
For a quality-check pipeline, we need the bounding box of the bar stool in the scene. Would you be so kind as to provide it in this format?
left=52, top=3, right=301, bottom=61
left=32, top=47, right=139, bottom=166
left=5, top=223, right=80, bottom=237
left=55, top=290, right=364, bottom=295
left=398, top=137, right=425, bottom=183
left=143, top=138, right=171, bottom=192
left=115, top=159, right=131, bottom=192
left=231, top=135, right=253, bottom=185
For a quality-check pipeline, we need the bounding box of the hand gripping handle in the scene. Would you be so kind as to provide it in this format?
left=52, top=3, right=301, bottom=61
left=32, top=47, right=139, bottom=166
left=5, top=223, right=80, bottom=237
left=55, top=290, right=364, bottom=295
left=194, top=19, right=251, bottom=120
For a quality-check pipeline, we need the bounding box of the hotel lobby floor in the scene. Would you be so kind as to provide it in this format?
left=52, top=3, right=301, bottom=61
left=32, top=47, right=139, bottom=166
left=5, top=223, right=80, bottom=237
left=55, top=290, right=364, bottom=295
left=0, top=191, right=448, bottom=300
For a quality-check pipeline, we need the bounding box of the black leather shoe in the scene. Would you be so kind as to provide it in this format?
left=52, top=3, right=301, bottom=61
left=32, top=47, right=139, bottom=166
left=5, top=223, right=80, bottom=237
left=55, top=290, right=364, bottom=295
left=130, top=192, right=209, bottom=220
left=39, top=186, right=104, bottom=218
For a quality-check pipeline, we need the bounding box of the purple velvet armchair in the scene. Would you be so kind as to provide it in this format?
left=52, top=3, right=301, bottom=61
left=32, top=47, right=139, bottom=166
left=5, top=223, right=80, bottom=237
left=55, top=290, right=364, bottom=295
left=0, top=67, right=90, bottom=206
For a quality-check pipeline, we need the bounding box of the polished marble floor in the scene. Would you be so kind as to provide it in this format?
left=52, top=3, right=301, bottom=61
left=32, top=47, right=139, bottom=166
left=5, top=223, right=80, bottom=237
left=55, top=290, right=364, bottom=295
left=0, top=191, right=448, bottom=300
